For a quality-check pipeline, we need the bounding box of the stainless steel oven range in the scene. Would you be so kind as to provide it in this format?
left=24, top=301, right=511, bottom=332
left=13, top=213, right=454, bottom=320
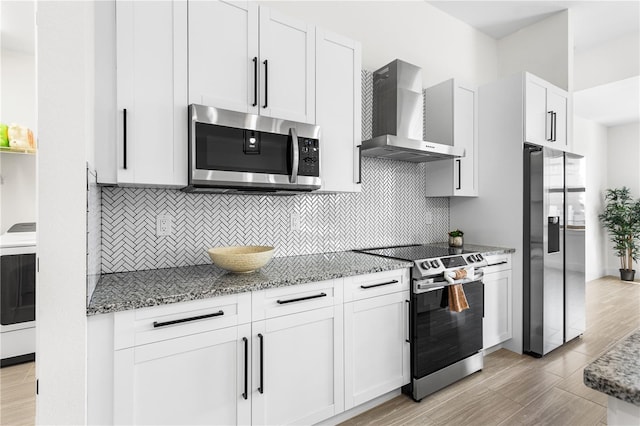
left=356, top=244, right=488, bottom=402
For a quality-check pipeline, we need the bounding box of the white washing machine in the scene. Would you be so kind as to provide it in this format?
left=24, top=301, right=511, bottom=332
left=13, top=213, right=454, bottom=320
left=0, top=222, right=36, bottom=366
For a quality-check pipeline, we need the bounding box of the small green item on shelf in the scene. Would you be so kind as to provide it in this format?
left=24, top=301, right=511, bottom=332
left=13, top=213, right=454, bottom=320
left=0, top=124, right=8, bottom=147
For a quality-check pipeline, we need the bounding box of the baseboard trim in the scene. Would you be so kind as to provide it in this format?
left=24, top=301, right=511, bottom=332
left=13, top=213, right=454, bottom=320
left=317, top=389, right=401, bottom=426
left=1, top=352, right=35, bottom=368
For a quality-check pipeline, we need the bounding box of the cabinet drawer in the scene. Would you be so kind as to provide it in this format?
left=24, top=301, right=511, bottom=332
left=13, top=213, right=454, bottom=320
left=484, top=254, right=512, bottom=274
left=114, top=292, right=251, bottom=350
left=252, top=279, right=340, bottom=321
left=343, top=269, right=409, bottom=302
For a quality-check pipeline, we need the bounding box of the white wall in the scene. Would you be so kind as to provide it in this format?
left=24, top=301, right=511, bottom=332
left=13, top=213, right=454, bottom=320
left=263, top=1, right=498, bottom=88
left=36, top=1, right=94, bottom=423
left=498, top=10, right=571, bottom=91
left=573, top=116, right=608, bottom=281
left=605, top=122, right=640, bottom=275
left=574, top=32, right=640, bottom=91
left=0, top=49, right=37, bottom=234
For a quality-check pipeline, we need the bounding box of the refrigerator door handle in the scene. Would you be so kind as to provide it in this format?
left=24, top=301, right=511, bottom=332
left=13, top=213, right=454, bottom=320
left=548, top=216, right=560, bottom=253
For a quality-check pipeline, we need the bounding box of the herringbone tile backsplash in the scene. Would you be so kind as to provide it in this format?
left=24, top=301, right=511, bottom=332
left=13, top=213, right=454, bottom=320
left=100, top=70, right=451, bottom=273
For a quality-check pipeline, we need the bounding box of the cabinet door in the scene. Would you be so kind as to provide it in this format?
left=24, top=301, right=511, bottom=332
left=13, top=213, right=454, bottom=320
left=114, top=324, right=251, bottom=425
left=116, top=1, right=187, bottom=187
left=524, top=78, right=548, bottom=146
left=252, top=306, right=344, bottom=425
left=316, top=29, right=361, bottom=193
left=425, top=80, right=477, bottom=197
left=482, top=270, right=513, bottom=350
left=344, top=291, right=410, bottom=410
left=188, top=1, right=258, bottom=114
left=547, top=90, right=567, bottom=148
left=259, top=7, right=315, bottom=123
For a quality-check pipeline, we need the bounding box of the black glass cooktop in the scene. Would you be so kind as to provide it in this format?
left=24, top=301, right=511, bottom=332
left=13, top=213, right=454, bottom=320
left=355, top=244, right=476, bottom=261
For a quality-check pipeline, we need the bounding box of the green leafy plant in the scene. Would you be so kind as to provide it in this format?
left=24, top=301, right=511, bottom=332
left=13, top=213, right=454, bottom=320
left=599, top=187, right=640, bottom=270
left=448, top=229, right=464, bottom=237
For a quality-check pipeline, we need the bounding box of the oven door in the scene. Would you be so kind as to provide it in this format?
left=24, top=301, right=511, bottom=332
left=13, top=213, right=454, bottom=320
left=1, top=253, right=36, bottom=326
left=411, top=280, right=483, bottom=379
left=188, top=104, right=321, bottom=192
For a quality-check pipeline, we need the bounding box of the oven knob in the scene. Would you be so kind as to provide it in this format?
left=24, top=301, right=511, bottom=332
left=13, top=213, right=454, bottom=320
left=476, top=254, right=484, bottom=261
left=421, top=261, right=431, bottom=270
left=467, top=254, right=477, bottom=263
left=430, top=260, right=440, bottom=269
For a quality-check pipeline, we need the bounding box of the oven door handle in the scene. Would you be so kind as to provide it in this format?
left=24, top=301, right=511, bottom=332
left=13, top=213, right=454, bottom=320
left=423, top=285, right=445, bottom=292
left=289, top=128, right=299, bottom=184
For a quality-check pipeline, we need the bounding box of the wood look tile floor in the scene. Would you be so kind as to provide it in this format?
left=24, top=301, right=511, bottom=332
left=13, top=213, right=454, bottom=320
left=0, top=277, right=637, bottom=426
left=342, top=277, right=640, bottom=426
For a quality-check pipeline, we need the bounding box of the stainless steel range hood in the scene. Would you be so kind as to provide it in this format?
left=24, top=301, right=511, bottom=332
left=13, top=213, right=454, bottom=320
left=361, top=60, right=465, bottom=163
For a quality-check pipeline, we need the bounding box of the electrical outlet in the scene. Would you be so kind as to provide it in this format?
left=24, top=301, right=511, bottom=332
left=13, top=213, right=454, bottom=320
left=424, top=212, right=433, bottom=225
left=290, top=212, right=301, bottom=231
left=156, top=214, right=172, bottom=236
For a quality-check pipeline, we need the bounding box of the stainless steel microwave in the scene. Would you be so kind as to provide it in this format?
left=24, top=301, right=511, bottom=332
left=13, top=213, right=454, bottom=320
left=184, top=104, right=321, bottom=194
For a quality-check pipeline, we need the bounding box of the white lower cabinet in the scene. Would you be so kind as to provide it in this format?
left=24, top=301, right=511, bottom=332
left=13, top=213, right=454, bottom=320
left=114, top=323, right=251, bottom=425
left=252, top=306, right=344, bottom=425
left=344, top=291, right=410, bottom=409
left=102, top=269, right=412, bottom=425
left=482, top=256, right=513, bottom=350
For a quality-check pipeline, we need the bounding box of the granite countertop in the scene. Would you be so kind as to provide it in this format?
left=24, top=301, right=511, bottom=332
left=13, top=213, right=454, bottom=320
left=87, top=251, right=412, bottom=315
left=584, top=329, right=640, bottom=406
left=425, top=242, right=515, bottom=256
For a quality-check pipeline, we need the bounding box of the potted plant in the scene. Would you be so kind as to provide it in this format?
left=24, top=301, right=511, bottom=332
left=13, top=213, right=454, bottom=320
left=448, top=229, right=464, bottom=248
left=599, top=187, right=640, bottom=281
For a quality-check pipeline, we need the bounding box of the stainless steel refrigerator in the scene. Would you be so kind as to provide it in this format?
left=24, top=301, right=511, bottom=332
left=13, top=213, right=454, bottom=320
left=524, top=144, right=586, bottom=357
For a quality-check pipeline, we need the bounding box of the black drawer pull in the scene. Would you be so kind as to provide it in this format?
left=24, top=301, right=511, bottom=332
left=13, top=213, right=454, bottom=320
left=487, top=261, right=509, bottom=267
left=152, top=310, right=224, bottom=328
left=277, top=292, right=327, bottom=304
left=360, top=279, right=399, bottom=289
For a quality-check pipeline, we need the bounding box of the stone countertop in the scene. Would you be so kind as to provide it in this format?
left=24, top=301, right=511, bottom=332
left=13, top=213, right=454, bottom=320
left=87, top=251, right=412, bottom=315
left=584, top=329, right=640, bottom=406
left=425, top=242, right=515, bottom=256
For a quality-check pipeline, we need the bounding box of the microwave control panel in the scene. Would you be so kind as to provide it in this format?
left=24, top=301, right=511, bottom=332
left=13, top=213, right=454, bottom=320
left=299, top=138, right=319, bottom=176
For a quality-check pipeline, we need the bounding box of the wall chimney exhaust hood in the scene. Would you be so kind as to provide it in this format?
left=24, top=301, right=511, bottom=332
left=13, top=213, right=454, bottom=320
left=361, top=60, right=465, bottom=163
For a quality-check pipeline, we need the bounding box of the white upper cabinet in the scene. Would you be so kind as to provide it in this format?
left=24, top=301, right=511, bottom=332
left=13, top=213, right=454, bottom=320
left=188, top=2, right=315, bottom=124
left=525, top=74, right=568, bottom=150
left=258, top=7, right=315, bottom=124
left=111, top=0, right=187, bottom=187
left=188, top=1, right=258, bottom=114
left=316, top=29, right=362, bottom=193
left=425, top=79, right=478, bottom=197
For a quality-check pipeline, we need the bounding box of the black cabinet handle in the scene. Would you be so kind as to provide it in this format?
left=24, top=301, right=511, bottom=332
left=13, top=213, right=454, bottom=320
left=123, top=108, right=127, bottom=169
left=405, top=300, right=410, bottom=343
left=277, top=292, right=327, bottom=304
left=356, top=144, right=362, bottom=184
left=242, top=337, right=248, bottom=400
left=552, top=112, right=557, bottom=142
left=546, top=111, right=554, bottom=141
left=152, top=310, right=224, bottom=328
left=252, top=57, right=258, bottom=107
left=456, top=159, right=461, bottom=190
left=360, top=280, right=398, bottom=289
left=258, top=333, right=264, bottom=394
left=262, top=59, right=268, bottom=108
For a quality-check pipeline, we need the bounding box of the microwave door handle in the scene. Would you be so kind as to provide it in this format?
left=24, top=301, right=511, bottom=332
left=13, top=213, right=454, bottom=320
left=289, top=128, right=299, bottom=183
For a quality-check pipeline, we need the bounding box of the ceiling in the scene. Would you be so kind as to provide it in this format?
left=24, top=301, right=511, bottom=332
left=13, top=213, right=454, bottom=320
left=428, top=1, right=640, bottom=52
left=574, top=76, right=640, bottom=127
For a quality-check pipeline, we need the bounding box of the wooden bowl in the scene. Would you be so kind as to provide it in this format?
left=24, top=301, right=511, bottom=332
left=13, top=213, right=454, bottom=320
left=207, top=246, right=275, bottom=273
